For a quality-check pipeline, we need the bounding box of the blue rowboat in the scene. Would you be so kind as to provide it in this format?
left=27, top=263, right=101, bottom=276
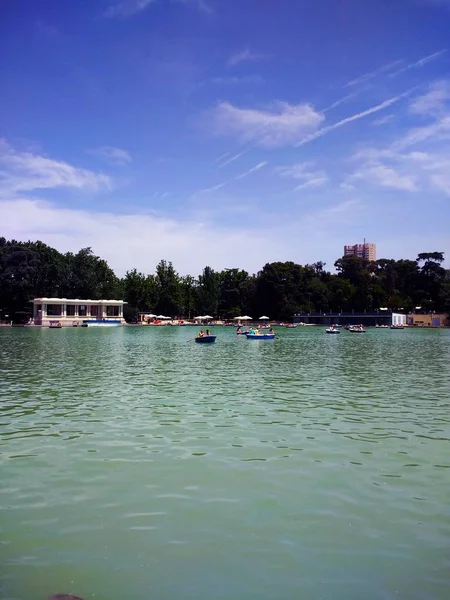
left=246, top=333, right=275, bottom=340
left=195, top=335, right=216, bottom=344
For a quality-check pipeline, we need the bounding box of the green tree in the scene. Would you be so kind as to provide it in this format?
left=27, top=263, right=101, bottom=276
left=196, top=266, right=220, bottom=316
left=218, top=268, right=251, bottom=318
left=122, top=269, right=158, bottom=317
left=180, top=275, right=197, bottom=319
left=155, top=260, right=181, bottom=317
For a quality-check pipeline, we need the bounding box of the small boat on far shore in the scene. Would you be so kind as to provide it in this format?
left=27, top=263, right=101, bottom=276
left=390, top=325, right=405, bottom=329
left=49, top=320, right=62, bottom=329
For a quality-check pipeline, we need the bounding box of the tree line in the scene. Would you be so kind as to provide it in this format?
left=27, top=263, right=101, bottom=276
left=0, top=237, right=449, bottom=323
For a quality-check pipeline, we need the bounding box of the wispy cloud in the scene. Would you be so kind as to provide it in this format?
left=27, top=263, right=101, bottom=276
left=347, top=87, right=450, bottom=197
left=198, top=182, right=226, bottom=193
left=175, top=0, right=213, bottom=14
left=227, top=48, right=264, bottom=67
left=295, top=92, right=409, bottom=147
left=104, top=0, right=155, bottom=18
left=211, top=75, right=265, bottom=85
left=0, top=139, right=111, bottom=195
left=347, top=148, right=450, bottom=196
left=409, top=80, right=450, bottom=115
left=324, top=89, right=363, bottom=112
left=211, top=100, right=324, bottom=148
left=194, top=161, right=268, bottom=197
left=214, top=152, right=230, bottom=163
left=88, top=146, right=132, bottom=166
left=235, top=161, right=268, bottom=180
left=345, top=59, right=404, bottom=88
left=216, top=148, right=252, bottom=169
left=393, top=115, right=450, bottom=150
left=348, top=162, right=418, bottom=191
left=372, top=114, right=396, bottom=126
left=389, top=49, right=447, bottom=78
left=275, top=162, right=328, bottom=191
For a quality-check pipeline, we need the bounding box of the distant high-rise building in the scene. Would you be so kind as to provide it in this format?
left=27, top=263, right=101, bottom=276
left=344, top=242, right=376, bottom=261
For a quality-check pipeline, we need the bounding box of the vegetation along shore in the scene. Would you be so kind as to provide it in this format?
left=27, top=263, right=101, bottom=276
left=0, top=238, right=448, bottom=324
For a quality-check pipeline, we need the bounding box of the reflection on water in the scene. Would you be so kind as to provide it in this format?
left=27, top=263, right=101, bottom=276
left=1, top=326, right=449, bottom=600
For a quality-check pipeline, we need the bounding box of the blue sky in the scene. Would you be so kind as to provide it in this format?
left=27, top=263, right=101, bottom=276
left=1, top=0, right=450, bottom=275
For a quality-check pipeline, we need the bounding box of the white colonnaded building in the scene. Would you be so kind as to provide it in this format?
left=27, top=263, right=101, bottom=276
left=31, top=298, right=126, bottom=326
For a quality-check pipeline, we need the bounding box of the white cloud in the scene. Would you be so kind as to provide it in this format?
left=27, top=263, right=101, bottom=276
left=409, top=80, right=450, bottom=115
left=0, top=140, right=111, bottom=195
left=227, top=48, right=264, bottom=67
left=348, top=117, right=450, bottom=196
left=0, top=198, right=289, bottom=276
left=389, top=49, right=447, bottom=78
left=296, top=92, right=409, bottom=147
left=393, top=115, right=450, bottom=150
left=406, top=150, right=450, bottom=194
left=349, top=162, right=418, bottom=191
left=211, top=101, right=324, bottom=148
left=104, top=0, right=155, bottom=18
left=89, top=146, right=132, bottom=166
left=275, top=162, right=328, bottom=190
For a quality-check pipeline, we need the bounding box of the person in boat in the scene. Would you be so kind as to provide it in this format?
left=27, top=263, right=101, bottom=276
left=198, top=330, right=204, bottom=337
left=269, top=327, right=274, bottom=334
left=205, top=329, right=210, bottom=336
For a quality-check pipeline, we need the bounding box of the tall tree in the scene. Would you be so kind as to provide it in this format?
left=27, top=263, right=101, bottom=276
left=155, top=260, right=181, bottom=317
left=196, top=266, right=220, bottom=316
left=180, top=275, right=197, bottom=319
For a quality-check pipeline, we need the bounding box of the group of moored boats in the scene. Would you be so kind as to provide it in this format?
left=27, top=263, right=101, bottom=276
left=49, top=319, right=123, bottom=329
left=236, top=326, right=275, bottom=339
left=325, top=324, right=366, bottom=334
left=194, top=326, right=276, bottom=343
left=325, top=323, right=405, bottom=334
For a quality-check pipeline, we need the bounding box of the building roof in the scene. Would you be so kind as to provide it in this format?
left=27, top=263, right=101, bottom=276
left=32, top=298, right=126, bottom=304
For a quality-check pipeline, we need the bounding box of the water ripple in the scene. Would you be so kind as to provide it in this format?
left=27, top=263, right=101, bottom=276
left=0, top=326, right=449, bottom=600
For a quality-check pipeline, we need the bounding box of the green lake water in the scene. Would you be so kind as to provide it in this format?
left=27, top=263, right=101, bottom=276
left=1, top=325, right=449, bottom=600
